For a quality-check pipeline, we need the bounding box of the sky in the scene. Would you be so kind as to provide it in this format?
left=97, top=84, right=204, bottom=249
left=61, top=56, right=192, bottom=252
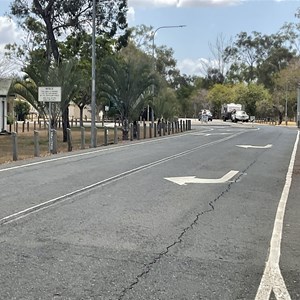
left=0, top=0, right=300, bottom=76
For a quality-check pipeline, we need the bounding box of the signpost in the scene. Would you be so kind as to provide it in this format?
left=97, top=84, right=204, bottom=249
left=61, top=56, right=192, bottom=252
left=38, top=87, right=62, bottom=152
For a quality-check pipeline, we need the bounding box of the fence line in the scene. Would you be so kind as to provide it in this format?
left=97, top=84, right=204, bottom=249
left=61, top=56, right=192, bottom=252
left=1, top=120, right=192, bottom=164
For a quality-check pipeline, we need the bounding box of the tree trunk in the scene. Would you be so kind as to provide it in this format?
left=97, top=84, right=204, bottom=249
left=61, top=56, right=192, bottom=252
left=79, top=106, right=84, bottom=127
left=122, top=118, right=129, bottom=140
left=62, top=106, right=70, bottom=142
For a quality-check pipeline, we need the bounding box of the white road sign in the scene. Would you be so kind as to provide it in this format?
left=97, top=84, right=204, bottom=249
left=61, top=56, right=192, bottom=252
left=38, top=86, right=61, bottom=102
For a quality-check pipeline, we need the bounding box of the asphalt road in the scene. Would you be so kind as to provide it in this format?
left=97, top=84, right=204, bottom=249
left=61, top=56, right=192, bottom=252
left=0, top=122, right=299, bottom=300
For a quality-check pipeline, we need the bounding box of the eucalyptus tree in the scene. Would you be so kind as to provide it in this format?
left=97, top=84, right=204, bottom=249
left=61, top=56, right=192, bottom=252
left=190, top=88, right=209, bottom=118
left=155, top=84, right=179, bottom=120
left=9, top=0, right=129, bottom=63
left=279, top=7, right=300, bottom=55
left=130, top=24, right=154, bottom=54
left=206, top=84, right=235, bottom=118
left=129, top=25, right=182, bottom=89
left=174, top=74, right=196, bottom=117
left=232, top=83, right=271, bottom=117
left=59, top=32, right=116, bottom=127
left=224, top=31, right=295, bottom=89
left=273, top=58, right=300, bottom=121
left=0, top=56, right=16, bottom=78
left=199, top=34, right=231, bottom=87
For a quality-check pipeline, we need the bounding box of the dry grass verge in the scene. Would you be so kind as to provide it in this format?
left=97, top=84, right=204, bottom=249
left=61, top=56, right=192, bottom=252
left=0, top=127, right=123, bottom=165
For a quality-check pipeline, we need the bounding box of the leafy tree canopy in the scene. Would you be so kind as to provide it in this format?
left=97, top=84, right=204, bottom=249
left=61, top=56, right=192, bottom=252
left=8, top=0, right=129, bottom=64
left=224, top=31, right=296, bottom=87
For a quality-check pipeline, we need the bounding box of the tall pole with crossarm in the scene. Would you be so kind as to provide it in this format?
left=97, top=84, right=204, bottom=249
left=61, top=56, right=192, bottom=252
left=151, top=25, right=186, bottom=121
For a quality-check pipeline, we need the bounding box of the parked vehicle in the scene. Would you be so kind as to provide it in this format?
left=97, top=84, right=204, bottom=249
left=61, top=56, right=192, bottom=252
left=198, top=110, right=213, bottom=122
left=221, top=103, right=243, bottom=121
left=232, top=110, right=249, bottom=122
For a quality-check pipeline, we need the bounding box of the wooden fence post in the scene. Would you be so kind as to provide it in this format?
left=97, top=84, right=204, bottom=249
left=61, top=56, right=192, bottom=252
left=114, top=125, right=118, bottom=144
left=81, top=127, right=85, bottom=149
left=52, top=129, right=57, bottom=154
left=137, top=123, right=140, bottom=140
left=67, top=128, right=72, bottom=152
left=104, top=127, right=108, bottom=146
left=143, top=121, right=146, bottom=139
left=12, top=132, right=18, bottom=161
left=34, top=130, right=40, bottom=157
left=130, top=123, right=133, bottom=141
left=149, top=124, right=152, bottom=138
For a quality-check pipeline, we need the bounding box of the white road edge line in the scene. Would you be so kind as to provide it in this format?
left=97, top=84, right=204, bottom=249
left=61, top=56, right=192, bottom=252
left=0, top=134, right=183, bottom=173
left=255, top=130, right=299, bottom=300
left=0, top=131, right=246, bottom=225
left=0, top=128, right=250, bottom=174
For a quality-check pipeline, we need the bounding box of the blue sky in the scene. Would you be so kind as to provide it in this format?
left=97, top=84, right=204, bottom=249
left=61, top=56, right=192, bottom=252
left=1, top=0, right=300, bottom=76
left=128, top=0, right=300, bottom=74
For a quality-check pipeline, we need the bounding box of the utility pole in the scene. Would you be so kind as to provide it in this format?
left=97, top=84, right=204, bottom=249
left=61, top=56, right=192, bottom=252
left=91, top=0, right=96, bottom=147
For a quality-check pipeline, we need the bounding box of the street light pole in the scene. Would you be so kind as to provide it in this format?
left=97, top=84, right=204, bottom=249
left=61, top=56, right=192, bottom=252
left=91, top=0, right=96, bottom=147
left=151, top=25, right=186, bottom=121
left=152, top=25, right=186, bottom=68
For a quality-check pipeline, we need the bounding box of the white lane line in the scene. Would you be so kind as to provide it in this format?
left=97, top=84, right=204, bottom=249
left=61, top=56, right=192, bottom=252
left=0, top=131, right=245, bottom=225
left=255, top=130, right=299, bottom=300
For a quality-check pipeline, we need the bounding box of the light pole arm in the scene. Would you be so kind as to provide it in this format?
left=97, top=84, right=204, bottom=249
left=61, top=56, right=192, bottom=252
left=151, top=25, right=186, bottom=122
left=152, top=25, right=186, bottom=66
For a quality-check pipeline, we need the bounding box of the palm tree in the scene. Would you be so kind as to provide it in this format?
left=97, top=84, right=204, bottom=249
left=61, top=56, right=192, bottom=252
left=99, top=55, right=155, bottom=139
left=11, top=59, right=82, bottom=141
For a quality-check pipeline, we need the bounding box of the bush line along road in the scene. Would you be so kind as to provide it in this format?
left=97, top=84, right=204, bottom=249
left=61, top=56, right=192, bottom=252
left=0, top=121, right=299, bottom=299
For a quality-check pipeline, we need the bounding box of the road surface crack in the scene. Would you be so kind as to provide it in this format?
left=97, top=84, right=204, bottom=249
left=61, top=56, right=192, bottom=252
left=117, top=159, right=258, bottom=300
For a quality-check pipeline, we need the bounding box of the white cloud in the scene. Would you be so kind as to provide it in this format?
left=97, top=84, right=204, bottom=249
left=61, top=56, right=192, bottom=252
left=127, top=6, right=135, bottom=22
left=129, top=0, right=177, bottom=7
left=177, top=0, right=242, bottom=7
left=128, top=0, right=243, bottom=8
left=178, top=58, right=206, bottom=76
left=0, top=16, right=24, bottom=54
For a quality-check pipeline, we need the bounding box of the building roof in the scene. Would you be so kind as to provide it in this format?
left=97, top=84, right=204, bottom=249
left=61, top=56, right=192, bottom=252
left=0, top=78, right=13, bottom=97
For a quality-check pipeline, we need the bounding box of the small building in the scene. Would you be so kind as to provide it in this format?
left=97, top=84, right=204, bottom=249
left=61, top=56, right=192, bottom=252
left=0, top=78, right=12, bottom=132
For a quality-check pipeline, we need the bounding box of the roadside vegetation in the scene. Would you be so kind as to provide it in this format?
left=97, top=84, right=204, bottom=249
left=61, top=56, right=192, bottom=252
left=1, top=0, right=300, bottom=136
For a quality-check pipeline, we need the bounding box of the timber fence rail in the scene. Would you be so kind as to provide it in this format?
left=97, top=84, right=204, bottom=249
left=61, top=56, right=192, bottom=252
left=0, top=120, right=192, bottom=164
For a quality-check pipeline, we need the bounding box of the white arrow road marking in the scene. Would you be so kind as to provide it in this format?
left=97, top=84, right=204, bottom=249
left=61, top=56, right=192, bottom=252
left=165, top=170, right=239, bottom=186
left=191, top=133, right=212, bottom=136
left=193, top=133, right=231, bottom=137
left=255, top=131, right=299, bottom=300
left=236, top=144, right=273, bottom=149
